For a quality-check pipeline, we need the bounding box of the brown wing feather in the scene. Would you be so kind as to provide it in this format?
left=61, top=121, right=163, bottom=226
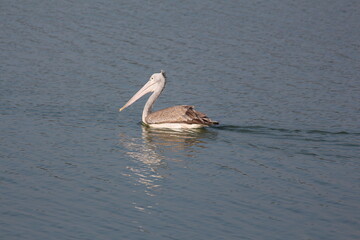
left=145, top=105, right=218, bottom=125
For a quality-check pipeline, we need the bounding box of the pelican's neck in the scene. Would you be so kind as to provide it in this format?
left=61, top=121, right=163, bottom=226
left=142, top=88, right=162, bottom=123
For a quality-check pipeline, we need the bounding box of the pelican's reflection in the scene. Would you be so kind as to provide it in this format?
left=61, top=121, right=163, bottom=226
left=119, top=126, right=217, bottom=196
left=119, top=132, right=166, bottom=197
left=141, top=126, right=213, bottom=153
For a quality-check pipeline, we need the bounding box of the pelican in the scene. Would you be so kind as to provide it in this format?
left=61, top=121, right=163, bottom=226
left=119, top=70, right=219, bottom=128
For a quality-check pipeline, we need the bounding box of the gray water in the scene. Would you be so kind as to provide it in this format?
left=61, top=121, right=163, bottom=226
left=1, top=0, right=360, bottom=239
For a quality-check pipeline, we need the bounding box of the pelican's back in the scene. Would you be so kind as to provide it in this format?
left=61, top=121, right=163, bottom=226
left=145, top=105, right=218, bottom=126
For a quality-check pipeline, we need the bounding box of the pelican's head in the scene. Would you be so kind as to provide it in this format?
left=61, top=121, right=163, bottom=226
left=147, top=70, right=166, bottom=89
left=119, top=70, right=166, bottom=112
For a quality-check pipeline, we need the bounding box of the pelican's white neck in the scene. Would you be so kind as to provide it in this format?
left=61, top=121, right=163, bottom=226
left=142, top=82, right=165, bottom=123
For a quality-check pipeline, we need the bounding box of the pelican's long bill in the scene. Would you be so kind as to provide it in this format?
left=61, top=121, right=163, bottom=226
left=119, top=80, right=155, bottom=112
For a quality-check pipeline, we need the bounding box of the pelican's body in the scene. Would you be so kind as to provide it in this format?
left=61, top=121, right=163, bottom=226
left=119, top=71, right=218, bottom=128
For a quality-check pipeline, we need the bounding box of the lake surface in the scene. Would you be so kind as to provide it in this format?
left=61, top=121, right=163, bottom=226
left=1, top=0, right=360, bottom=239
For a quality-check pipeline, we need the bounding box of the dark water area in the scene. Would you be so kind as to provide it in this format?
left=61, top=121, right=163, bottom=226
left=1, top=0, right=360, bottom=239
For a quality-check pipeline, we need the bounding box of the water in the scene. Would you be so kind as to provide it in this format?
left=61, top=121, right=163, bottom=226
left=1, top=0, right=359, bottom=239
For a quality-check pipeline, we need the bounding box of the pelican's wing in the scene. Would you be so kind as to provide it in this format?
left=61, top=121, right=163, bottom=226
left=145, top=105, right=219, bottom=125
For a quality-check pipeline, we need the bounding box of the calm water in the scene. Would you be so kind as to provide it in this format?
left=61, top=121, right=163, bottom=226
left=1, top=0, right=360, bottom=239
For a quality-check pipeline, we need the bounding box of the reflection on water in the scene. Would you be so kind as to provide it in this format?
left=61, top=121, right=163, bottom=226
left=141, top=126, right=216, bottom=152
left=119, top=126, right=217, bottom=196
left=119, top=132, right=165, bottom=197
